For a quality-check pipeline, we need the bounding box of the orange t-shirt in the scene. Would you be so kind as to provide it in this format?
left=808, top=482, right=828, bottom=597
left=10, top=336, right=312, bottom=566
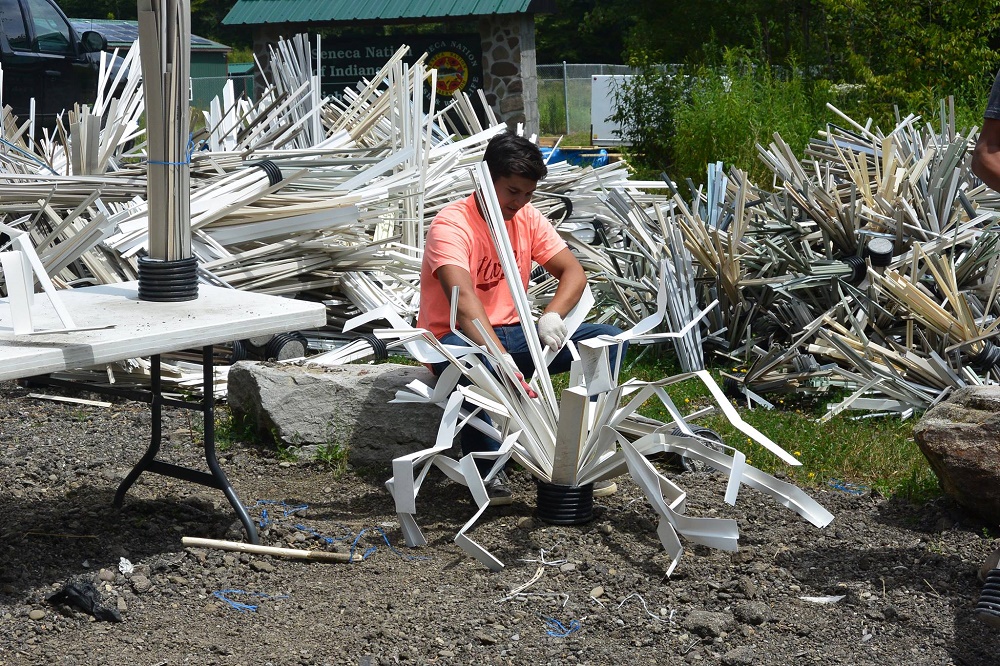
left=417, top=194, right=566, bottom=339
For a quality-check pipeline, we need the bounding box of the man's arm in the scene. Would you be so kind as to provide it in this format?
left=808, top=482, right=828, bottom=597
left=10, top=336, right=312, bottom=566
left=436, top=264, right=507, bottom=351
left=540, top=248, right=587, bottom=317
left=973, top=118, right=1000, bottom=192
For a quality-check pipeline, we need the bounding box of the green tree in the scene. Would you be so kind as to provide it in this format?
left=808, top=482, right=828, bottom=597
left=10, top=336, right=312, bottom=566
left=535, top=0, right=631, bottom=64
left=818, top=0, right=1000, bottom=123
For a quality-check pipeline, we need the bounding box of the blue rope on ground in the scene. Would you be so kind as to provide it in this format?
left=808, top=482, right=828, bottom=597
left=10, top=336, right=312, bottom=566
left=541, top=615, right=582, bottom=638
left=254, top=500, right=308, bottom=528
left=249, top=500, right=427, bottom=562
left=827, top=478, right=869, bottom=495
left=213, top=589, right=288, bottom=613
left=293, top=524, right=355, bottom=545
left=348, top=526, right=430, bottom=562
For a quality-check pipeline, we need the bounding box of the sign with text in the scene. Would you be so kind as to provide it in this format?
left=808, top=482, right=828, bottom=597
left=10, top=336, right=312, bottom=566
left=315, top=34, right=483, bottom=111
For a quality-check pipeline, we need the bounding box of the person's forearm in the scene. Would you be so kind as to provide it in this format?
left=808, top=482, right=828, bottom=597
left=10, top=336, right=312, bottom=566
left=973, top=148, right=1000, bottom=192
left=544, top=265, right=586, bottom=318
left=456, top=291, right=505, bottom=351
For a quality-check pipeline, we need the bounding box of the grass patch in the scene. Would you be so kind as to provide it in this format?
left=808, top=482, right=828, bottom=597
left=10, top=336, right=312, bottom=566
left=558, top=347, right=938, bottom=501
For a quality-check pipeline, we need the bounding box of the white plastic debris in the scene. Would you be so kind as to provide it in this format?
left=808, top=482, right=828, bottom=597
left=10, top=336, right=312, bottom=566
left=118, top=557, right=134, bottom=575
left=799, top=594, right=845, bottom=604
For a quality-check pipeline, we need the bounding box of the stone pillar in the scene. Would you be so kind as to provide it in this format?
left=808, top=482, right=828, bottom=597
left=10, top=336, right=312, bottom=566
left=479, top=14, right=540, bottom=136
left=518, top=14, right=539, bottom=138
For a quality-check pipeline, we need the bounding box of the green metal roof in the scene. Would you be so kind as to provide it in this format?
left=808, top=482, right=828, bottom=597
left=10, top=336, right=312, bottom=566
left=223, top=0, right=554, bottom=26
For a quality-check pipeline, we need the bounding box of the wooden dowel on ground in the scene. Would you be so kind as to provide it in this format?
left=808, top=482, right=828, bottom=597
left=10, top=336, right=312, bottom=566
left=182, top=536, right=362, bottom=563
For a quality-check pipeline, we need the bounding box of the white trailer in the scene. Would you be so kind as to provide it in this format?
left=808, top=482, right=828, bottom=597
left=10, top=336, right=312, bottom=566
left=590, top=74, right=632, bottom=146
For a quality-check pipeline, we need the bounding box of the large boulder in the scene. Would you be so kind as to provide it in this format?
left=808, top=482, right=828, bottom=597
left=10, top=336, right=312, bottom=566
left=227, top=361, right=447, bottom=467
left=913, top=386, right=1000, bottom=523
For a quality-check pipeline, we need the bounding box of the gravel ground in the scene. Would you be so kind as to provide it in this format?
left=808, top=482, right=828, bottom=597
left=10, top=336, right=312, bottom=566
left=2, top=379, right=1000, bottom=665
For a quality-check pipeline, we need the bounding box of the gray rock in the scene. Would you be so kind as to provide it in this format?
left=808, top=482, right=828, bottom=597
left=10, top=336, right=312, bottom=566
left=250, top=560, right=275, bottom=573
left=682, top=610, right=734, bottom=638
left=733, top=601, right=771, bottom=625
left=913, top=386, right=1000, bottom=523
left=130, top=574, right=152, bottom=593
left=721, top=645, right=756, bottom=665
left=227, top=361, right=445, bottom=467
left=28, top=609, right=45, bottom=620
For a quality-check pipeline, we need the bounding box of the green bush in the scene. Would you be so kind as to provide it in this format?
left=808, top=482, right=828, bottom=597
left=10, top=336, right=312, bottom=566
left=613, top=48, right=832, bottom=186
left=672, top=50, right=831, bottom=186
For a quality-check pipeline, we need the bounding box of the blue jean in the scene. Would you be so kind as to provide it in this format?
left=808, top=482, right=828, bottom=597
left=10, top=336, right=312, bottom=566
left=430, top=323, right=627, bottom=473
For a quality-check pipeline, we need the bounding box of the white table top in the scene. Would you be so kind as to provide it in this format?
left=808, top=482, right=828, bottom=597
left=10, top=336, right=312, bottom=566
left=0, top=282, right=327, bottom=381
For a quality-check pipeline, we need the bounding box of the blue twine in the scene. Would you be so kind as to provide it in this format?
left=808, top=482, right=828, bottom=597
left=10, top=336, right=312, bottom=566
left=254, top=499, right=308, bottom=528
left=213, top=589, right=288, bottom=613
left=541, top=615, right=581, bottom=638
left=827, top=478, right=869, bottom=495
left=251, top=499, right=427, bottom=562
left=349, top=526, right=430, bottom=562
left=145, top=134, right=195, bottom=166
left=293, top=524, right=356, bottom=545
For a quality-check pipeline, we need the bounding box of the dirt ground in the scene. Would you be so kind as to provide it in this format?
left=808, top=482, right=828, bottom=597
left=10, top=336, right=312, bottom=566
left=2, top=379, right=1000, bottom=666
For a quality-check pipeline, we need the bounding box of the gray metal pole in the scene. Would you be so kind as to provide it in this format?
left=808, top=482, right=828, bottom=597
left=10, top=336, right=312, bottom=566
left=563, top=61, right=570, bottom=135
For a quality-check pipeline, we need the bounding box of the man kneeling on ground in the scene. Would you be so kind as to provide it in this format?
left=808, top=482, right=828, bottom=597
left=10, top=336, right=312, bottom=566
left=417, top=131, right=625, bottom=503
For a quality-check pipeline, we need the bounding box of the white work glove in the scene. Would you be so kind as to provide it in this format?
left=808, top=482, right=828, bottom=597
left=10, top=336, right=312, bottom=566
left=537, top=312, right=568, bottom=352
left=499, top=352, right=537, bottom=399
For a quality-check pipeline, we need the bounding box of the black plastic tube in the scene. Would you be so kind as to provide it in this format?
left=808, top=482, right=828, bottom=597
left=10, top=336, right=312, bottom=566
left=976, top=569, right=1000, bottom=626
left=137, top=256, right=198, bottom=302
left=536, top=481, right=594, bottom=525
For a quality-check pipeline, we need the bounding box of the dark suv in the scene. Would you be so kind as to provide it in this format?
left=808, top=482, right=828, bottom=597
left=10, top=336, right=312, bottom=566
left=0, top=0, right=110, bottom=126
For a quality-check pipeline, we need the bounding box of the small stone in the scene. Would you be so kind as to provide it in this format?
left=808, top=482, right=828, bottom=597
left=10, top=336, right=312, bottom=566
left=559, top=563, right=576, bottom=573
left=28, top=609, right=45, bottom=621
left=98, top=569, right=116, bottom=582
left=131, top=574, right=152, bottom=593
left=250, top=560, right=275, bottom=573
left=733, top=601, right=771, bottom=626
left=721, top=645, right=756, bottom=666
left=439, top=650, right=455, bottom=658
left=683, top=610, right=735, bottom=638
left=474, top=632, right=498, bottom=645
left=167, top=575, right=188, bottom=585
left=117, top=597, right=128, bottom=612
left=589, top=586, right=605, bottom=599
left=516, top=517, right=535, bottom=530
left=598, top=524, right=613, bottom=535
left=736, top=576, right=758, bottom=599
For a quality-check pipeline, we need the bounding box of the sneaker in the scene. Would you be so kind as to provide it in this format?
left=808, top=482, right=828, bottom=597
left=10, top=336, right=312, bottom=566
left=485, top=470, right=513, bottom=505
left=593, top=480, right=617, bottom=497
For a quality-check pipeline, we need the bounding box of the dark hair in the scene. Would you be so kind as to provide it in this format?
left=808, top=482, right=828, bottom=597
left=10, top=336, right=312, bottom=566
left=483, top=132, right=547, bottom=182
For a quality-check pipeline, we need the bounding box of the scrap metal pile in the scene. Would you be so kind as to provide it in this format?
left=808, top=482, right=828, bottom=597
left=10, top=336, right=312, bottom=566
left=1, top=35, right=998, bottom=419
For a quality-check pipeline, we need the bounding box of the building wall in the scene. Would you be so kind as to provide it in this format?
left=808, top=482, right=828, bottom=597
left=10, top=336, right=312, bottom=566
left=250, top=14, right=541, bottom=137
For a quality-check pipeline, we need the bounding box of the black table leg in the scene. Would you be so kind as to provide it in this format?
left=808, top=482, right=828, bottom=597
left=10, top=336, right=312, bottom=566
left=199, top=345, right=259, bottom=544
left=111, top=349, right=259, bottom=544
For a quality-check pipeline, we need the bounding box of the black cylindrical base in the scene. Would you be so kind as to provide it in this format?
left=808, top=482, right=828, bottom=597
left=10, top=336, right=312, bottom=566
left=536, top=481, right=594, bottom=525
left=839, top=255, right=867, bottom=286
left=971, top=341, right=1000, bottom=372
left=137, top=256, right=198, bottom=302
left=976, top=569, right=1000, bottom=629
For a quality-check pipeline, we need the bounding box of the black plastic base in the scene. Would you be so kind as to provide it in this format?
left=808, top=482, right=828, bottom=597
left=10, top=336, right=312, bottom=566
left=976, top=568, right=1000, bottom=629
left=137, top=256, right=198, bottom=302
left=536, top=480, right=594, bottom=525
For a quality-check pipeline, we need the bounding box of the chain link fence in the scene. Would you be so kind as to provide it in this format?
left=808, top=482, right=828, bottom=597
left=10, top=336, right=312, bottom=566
left=537, top=63, right=639, bottom=139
